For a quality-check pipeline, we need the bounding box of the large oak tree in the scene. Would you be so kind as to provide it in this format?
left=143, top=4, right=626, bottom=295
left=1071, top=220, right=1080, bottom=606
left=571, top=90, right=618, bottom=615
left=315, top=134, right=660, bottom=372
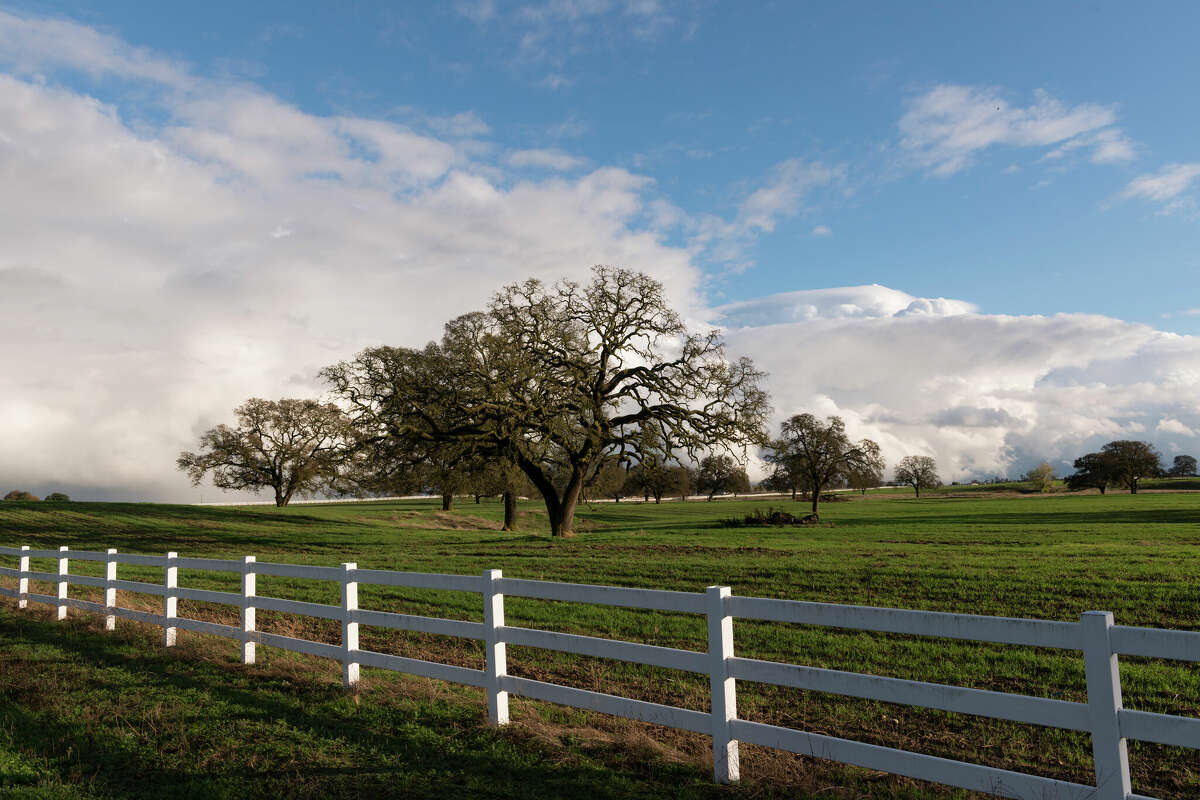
left=177, top=398, right=352, bottom=506
left=323, top=266, right=769, bottom=537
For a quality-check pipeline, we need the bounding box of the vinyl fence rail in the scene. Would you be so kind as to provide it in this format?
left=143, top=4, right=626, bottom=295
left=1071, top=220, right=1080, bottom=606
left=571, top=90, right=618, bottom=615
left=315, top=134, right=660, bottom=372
left=1, top=545, right=1196, bottom=800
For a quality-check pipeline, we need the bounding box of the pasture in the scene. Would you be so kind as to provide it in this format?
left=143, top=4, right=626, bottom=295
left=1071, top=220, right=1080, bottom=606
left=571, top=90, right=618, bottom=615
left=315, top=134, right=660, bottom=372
left=0, top=490, right=1197, bottom=798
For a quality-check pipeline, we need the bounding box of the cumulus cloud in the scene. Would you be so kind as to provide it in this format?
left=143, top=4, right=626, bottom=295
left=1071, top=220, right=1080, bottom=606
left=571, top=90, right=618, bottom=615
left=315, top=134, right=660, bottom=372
left=0, top=27, right=699, bottom=501
left=724, top=298, right=1200, bottom=482
left=899, top=85, right=1130, bottom=176
left=811, top=225, right=832, bottom=237
left=1120, top=163, right=1200, bottom=213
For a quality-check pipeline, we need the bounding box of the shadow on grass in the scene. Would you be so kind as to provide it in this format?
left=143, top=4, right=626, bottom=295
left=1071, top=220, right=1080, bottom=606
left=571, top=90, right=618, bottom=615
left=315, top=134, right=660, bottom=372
left=0, top=502, right=376, bottom=555
left=0, top=614, right=719, bottom=800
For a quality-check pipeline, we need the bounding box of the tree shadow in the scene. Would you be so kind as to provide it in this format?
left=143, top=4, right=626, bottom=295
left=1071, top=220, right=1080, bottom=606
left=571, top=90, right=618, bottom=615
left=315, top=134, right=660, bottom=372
left=0, top=615, right=718, bottom=800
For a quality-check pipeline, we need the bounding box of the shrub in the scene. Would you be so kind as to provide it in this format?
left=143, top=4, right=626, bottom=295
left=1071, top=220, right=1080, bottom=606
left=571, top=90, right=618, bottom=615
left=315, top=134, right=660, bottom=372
left=3, top=490, right=39, bottom=501
left=44, top=492, right=70, bottom=502
left=720, top=508, right=822, bottom=528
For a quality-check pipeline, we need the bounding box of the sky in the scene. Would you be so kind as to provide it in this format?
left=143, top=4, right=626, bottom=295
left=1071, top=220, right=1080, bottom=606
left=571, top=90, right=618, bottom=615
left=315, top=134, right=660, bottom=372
left=1, top=2, right=1199, bottom=501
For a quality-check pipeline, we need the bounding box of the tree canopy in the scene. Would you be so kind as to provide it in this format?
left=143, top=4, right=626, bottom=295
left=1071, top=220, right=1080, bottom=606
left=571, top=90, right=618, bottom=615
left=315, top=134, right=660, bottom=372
left=761, top=414, right=881, bottom=515
left=177, top=398, right=352, bottom=506
left=323, top=266, right=769, bottom=536
left=1022, top=461, right=1055, bottom=492
left=1064, top=451, right=1115, bottom=494
left=1098, top=440, right=1160, bottom=494
left=895, top=455, right=941, bottom=497
left=1168, top=454, right=1197, bottom=477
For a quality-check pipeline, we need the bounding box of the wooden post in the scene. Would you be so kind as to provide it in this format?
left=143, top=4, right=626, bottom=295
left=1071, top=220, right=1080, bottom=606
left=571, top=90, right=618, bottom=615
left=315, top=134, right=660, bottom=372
left=56, top=546, right=69, bottom=620
left=241, top=556, right=256, bottom=665
left=707, top=585, right=739, bottom=783
left=163, top=551, right=178, bottom=647
left=483, top=569, right=509, bottom=725
left=104, top=548, right=117, bottom=630
left=341, top=562, right=359, bottom=689
left=1082, top=610, right=1131, bottom=800
left=17, top=546, right=29, bottom=610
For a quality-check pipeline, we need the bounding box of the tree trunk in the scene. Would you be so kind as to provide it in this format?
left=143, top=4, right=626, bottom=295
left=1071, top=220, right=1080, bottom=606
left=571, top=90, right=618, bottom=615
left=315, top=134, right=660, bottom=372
left=441, top=494, right=453, bottom=511
left=811, top=490, right=819, bottom=516
left=1099, top=485, right=1107, bottom=495
left=791, top=486, right=797, bottom=501
left=474, top=494, right=481, bottom=504
left=1130, top=480, right=1138, bottom=495
left=914, top=485, right=920, bottom=498
left=502, top=491, right=517, bottom=531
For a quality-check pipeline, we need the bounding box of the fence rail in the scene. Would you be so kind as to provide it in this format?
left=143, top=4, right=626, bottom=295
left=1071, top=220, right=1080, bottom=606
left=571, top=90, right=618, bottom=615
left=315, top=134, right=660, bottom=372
left=0, top=543, right=1196, bottom=799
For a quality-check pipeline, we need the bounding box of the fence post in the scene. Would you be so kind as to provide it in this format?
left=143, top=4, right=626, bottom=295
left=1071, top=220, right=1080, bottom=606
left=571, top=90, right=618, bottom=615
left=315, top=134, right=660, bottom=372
left=104, top=548, right=117, bottom=630
left=56, top=546, right=69, bottom=620
left=1082, top=610, right=1131, bottom=800
left=341, top=562, right=359, bottom=689
left=17, top=546, right=29, bottom=609
left=241, top=556, right=256, bottom=665
left=707, top=585, right=739, bottom=784
left=163, top=551, right=178, bottom=647
left=483, top=569, right=509, bottom=725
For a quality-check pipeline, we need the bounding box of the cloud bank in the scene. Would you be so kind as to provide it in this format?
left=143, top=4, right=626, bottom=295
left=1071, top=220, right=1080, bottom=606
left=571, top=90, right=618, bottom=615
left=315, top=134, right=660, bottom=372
left=721, top=286, right=1200, bottom=481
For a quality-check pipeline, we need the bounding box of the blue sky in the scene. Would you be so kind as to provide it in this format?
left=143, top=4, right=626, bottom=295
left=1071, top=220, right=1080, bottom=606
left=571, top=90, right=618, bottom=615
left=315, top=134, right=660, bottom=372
left=2, top=2, right=1199, bottom=500
left=12, top=0, right=1200, bottom=325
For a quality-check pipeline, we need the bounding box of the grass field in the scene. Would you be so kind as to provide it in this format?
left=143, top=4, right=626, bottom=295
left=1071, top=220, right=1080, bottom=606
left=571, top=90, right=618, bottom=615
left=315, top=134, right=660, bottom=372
left=0, top=490, right=1197, bottom=799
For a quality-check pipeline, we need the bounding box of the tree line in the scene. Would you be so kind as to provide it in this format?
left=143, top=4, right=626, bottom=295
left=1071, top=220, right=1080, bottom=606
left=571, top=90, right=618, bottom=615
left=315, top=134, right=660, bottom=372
left=179, top=267, right=961, bottom=534
left=179, top=265, right=1190, bottom=535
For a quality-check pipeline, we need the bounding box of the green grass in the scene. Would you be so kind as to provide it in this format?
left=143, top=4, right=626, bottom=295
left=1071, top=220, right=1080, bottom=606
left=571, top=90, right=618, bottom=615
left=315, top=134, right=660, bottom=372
left=1, top=491, right=1198, bottom=798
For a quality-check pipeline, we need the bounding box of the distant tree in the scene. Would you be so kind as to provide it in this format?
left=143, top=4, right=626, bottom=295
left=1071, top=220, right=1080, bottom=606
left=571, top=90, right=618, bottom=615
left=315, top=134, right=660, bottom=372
left=895, top=455, right=941, bottom=498
left=697, top=454, right=742, bottom=500
left=668, top=465, right=694, bottom=501
left=762, top=414, right=880, bottom=516
left=1022, top=461, right=1055, bottom=493
left=727, top=467, right=751, bottom=497
left=626, top=428, right=677, bottom=504
left=845, top=440, right=886, bottom=495
left=588, top=460, right=630, bottom=503
left=1100, top=440, right=1161, bottom=494
left=178, top=398, right=353, bottom=507
left=1065, top=452, right=1115, bottom=494
left=3, top=490, right=38, bottom=501
left=1168, top=454, right=1198, bottom=477
left=465, top=461, right=529, bottom=530
left=44, top=492, right=70, bottom=502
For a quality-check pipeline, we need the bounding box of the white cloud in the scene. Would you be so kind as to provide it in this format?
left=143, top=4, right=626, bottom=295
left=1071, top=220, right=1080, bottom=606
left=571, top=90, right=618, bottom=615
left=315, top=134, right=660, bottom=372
left=713, top=285, right=976, bottom=328
left=507, top=148, right=586, bottom=170
left=1157, top=418, right=1197, bottom=437
left=739, top=159, right=843, bottom=233
left=898, top=85, right=1128, bottom=176
left=0, top=9, right=192, bottom=89
left=0, top=49, right=698, bottom=500
left=1120, top=163, right=1200, bottom=213
left=811, top=225, right=832, bottom=237
left=724, top=298, right=1200, bottom=482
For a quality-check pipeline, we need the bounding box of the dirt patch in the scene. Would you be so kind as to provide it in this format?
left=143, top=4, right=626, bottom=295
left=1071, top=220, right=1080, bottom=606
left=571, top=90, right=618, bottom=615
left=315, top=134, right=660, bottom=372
left=383, top=511, right=504, bottom=531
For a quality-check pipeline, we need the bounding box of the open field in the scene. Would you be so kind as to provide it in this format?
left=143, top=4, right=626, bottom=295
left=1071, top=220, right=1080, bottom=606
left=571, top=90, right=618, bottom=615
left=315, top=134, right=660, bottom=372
left=1, top=492, right=1198, bottom=799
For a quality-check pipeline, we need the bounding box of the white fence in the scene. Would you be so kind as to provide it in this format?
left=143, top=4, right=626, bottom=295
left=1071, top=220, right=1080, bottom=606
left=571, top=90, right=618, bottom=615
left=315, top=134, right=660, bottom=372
left=0, top=544, right=1197, bottom=800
